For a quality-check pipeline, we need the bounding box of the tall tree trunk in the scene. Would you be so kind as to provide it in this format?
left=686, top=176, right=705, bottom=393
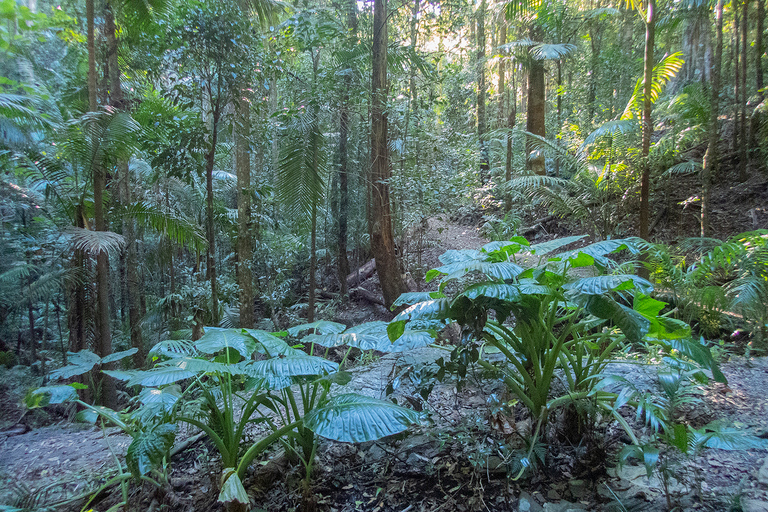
left=106, top=4, right=143, bottom=367
left=497, top=19, right=506, bottom=130
left=526, top=27, right=546, bottom=176
left=757, top=0, right=765, bottom=101
left=505, top=68, right=516, bottom=212
left=88, top=0, right=116, bottom=408
left=476, top=0, right=489, bottom=181
left=739, top=0, right=748, bottom=181
left=587, top=22, right=601, bottom=122
left=370, top=0, right=407, bottom=309
left=235, top=95, right=254, bottom=328
left=701, top=0, right=723, bottom=237
left=205, top=101, right=221, bottom=326
left=336, top=0, right=357, bottom=298
left=733, top=8, right=740, bottom=152
left=639, top=0, right=655, bottom=242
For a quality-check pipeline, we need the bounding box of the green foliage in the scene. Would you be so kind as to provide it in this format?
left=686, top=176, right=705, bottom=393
left=390, top=235, right=725, bottom=477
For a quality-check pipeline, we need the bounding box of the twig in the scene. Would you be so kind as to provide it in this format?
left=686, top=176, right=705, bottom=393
left=170, top=431, right=206, bottom=457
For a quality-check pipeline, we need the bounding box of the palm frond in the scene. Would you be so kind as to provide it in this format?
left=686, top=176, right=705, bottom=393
left=115, top=201, right=206, bottom=250
left=664, top=161, right=701, bottom=176
left=621, top=53, right=685, bottom=121
left=277, top=116, right=326, bottom=226
left=530, top=43, right=576, bottom=60
left=581, top=120, right=639, bottom=148
left=505, top=0, right=542, bottom=19
left=64, top=227, right=125, bottom=257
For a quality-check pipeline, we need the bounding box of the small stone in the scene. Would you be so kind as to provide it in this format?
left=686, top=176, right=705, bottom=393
left=542, top=500, right=588, bottom=512
left=517, top=491, right=543, bottom=512
left=758, top=458, right=768, bottom=486
left=568, top=479, right=588, bottom=499
left=742, top=499, right=768, bottom=512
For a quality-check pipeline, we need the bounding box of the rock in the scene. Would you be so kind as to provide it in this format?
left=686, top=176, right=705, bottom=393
left=742, top=499, right=768, bottom=512
left=479, top=455, right=507, bottom=474
left=518, top=491, right=544, bottom=512
left=568, top=479, right=588, bottom=500
left=542, top=500, right=588, bottom=512
left=758, top=458, right=768, bottom=486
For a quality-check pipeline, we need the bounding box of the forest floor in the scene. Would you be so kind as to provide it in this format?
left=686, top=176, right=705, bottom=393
left=3, top=185, right=768, bottom=511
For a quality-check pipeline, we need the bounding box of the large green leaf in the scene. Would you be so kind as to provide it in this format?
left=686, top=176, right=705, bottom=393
left=564, top=275, right=653, bottom=295
left=287, top=320, right=346, bottom=337
left=664, top=337, right=726, bottom=383
left=139, top=386, right=180, bottom=412
left=126, top=366, right=198, bottom=387
left=243, top=329, right=304, bottom=357
left=393, top=298, right=451, bottom=323
left=148, top=339, right=197, bottom=359
left=437, top=260, right=525, bottom=282
left=583, top=295, right=649, bottom=343
left=303, top=393, right=419, bottom=442
left=388, top=331, right=434, bottom=352
left=392, top=292, right=445, bottom=307
left=240, top=355, right=338, bottom=387
left=50, top=350, right=100, bottom=380
left=555, top=238, right=639, bottom=267
left=527, top=235, right=586, bottom=255
left=196, top=327, right=257, bottom=359
left=438, top=249, right=482, bottom=264
left=218, top=468, right=249, bottom=504
left=459, top=283, right=523, bottom=302
left=26, top=385, right=78, bottom=408
left=126, top=423, right=177, bottom=477
left=100, top=347, right=139, bottom=365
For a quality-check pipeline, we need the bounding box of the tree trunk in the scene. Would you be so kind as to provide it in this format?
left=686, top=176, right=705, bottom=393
left=205, top=102, right=221, bottom=326
left=739, top=0, right=748, bottom=181
left=497, top=19, right=506, bottom=130
left=505, top=69, right=517, bottom=212
left=337, top=0, right=357, bottom=297
left=370, top=0, right=407, bottom=309
left=476, top=0, right=489, bottom=182
left=106, top=4, right=143, bottom=367
left=235, top=95, right=254, bottom=328
left=639, top=0, right=655, bottom=242
left=701, top=0, right=723, bottom=237
left=757, top=0, right=764, bottom=101
left=733, top=8, right=740, bottom=152
left=88, top=0, right=116, bottom=408
left=526, top=26, right=546, bottom=176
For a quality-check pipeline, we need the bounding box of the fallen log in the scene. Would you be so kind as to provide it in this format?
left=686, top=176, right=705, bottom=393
left=350, top=287, right=386, bottom=307
left=346, top=259, right=376, bottom=288
left=520, top=215, right=556, bottom=237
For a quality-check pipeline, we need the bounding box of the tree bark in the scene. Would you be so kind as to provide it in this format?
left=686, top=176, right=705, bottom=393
left=370, top=0, right=407, bottom=309
left=701, top=0, right=723, bottom=237
left=757, top=0, right=765, bottom=101
left=526, top=26, right=546, bottom=176
left=739, top=0, right=748, bottom=181
left=476, top=0, right=489, bottom=181
left=205, top=99, right=220, bottom=326
left=235, top=95, right=254, bottom=328
left=106, top=4, right=143, bottom=367
left=337, top=0, right=357, bottom=297
left=639, top=0, right=655, bottom=242
left=88, top=0, right=116, bottom=407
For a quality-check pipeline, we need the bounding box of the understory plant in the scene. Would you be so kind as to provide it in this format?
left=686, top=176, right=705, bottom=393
left=31, top=327, right=420, bottom=511
left=388, top=235, right=725, bottom=475
left=645, top=230, right=768, bottom=351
